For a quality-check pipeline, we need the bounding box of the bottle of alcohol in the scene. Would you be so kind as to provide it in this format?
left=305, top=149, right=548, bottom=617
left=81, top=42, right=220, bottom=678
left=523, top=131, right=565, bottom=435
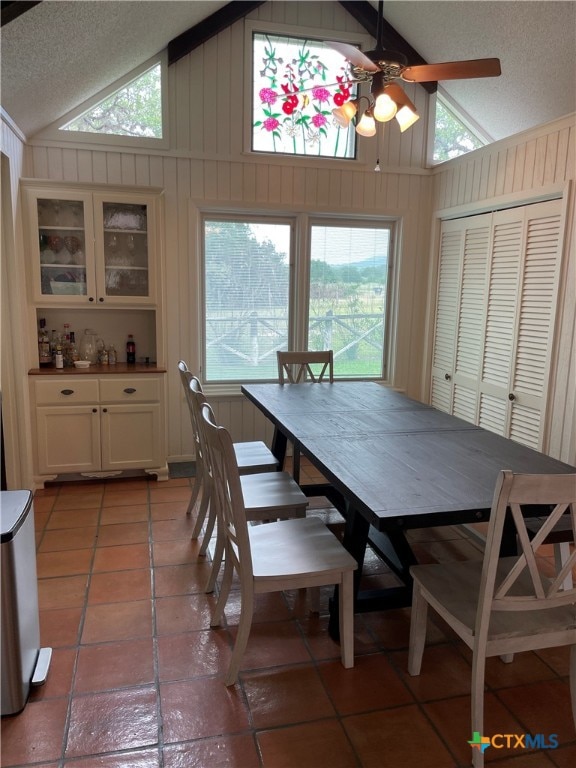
left=62, top=323, right=71, bottom=366
left=38, top=318, right=52, bottom=367
left=126, top=334, right=136, bottom=364
left=108, top=344, right=117, bottom=365
left=55, top=346, right=64, bottom=369
left=69, top=331, right=79, bottom=363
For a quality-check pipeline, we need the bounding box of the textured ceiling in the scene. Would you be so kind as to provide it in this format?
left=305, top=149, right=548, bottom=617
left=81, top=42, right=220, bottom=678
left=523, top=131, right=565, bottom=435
left=1, top=0, right=575, bottom=142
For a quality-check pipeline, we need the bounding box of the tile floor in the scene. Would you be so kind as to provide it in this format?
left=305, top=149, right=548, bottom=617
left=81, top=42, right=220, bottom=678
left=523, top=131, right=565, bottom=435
left=1, top=461, right=575, bottom=768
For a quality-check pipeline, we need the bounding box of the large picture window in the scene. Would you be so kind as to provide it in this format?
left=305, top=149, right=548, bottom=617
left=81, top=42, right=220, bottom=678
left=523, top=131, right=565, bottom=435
left=202, top=215, right=395, bottom=383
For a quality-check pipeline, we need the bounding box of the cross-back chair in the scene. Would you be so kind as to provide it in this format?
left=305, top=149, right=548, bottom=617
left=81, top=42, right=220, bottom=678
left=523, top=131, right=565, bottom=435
left=178, top=361, right=279, bottom=538
left=276, top=350, right=334, bottom=483
left=201, top=401, right=357, bottom=686
left=189, top=388, right=309, bottom=594
left=408, top=470, right=576, bottom=767
left=277, top=350, right=334, bottom=384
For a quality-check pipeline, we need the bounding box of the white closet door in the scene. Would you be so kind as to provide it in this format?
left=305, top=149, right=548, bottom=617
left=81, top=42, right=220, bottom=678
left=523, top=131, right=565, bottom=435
left=431, top=215, right=491, bottom=415
left=478, top=200, right=563, bottom=449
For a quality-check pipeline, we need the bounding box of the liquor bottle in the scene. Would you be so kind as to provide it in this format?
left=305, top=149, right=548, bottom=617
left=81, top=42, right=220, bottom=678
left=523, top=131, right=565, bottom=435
left=62, top=323, right=71, bottom=366
left=69, top=331, right=79, bottom=363
left=126, top=334, right=136, bottom=364
left=38, top=318, right=52, bottom=367
left=55, top=346, right=64, bottom=369
left=108, top=344, right=117, bottom=365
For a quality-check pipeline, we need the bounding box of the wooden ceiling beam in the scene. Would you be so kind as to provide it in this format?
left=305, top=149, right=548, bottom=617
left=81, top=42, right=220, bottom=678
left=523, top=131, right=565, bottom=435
left=1, top=1, right=42, bottom=28
left=168, top=1, right=266, bottom=66
left=338, top=1, right=437, bottom=94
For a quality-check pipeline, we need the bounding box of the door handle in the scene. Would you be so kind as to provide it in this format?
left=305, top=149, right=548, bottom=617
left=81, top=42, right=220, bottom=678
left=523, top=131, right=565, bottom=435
left=123, top=387, right=137, bottom=394
left=61, top=389, right=74, bottom=395
left=444, top=373, right=451, bottom=381
left=508, top=393, right=516, bottom=401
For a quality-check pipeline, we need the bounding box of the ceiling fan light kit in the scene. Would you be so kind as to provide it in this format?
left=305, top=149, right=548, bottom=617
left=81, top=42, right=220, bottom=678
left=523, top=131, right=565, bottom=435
left=327, top=0, right=500, bottom=145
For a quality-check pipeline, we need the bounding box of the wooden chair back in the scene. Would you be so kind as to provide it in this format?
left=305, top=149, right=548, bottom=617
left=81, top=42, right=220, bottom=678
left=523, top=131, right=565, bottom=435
left=277, top=350, right=334, bottom=383
left=479, top=470, right=576, bottom=626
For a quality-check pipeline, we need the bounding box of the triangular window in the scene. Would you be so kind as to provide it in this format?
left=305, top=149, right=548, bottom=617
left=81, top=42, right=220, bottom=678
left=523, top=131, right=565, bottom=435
left=433, top=93, right=486, bottom=163
left=61, top=62, right=163, bottom=139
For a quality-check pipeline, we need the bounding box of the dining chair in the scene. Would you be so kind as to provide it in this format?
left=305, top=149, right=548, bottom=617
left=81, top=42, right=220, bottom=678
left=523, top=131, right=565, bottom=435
left=277, top=350, right=334, bottom=384
left=201, top=401, right=357, bottom=685
left=276, top=350, right=334, bottom=484
left=188, top=387, right=309, bottom=594
left=407, top=470, right=576, bottom=768
left=177, top=361, right=279, bottom=535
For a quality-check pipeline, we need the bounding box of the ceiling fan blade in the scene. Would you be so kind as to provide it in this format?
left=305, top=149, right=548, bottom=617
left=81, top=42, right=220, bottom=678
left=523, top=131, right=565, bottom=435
left=401, top=58, right=501, bottom=82
left=326, top=41, right=380, bottom=73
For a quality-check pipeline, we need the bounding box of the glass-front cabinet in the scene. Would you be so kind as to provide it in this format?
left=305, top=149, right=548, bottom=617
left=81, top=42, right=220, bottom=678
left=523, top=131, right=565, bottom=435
left=25, top=184, right=158, bottom=305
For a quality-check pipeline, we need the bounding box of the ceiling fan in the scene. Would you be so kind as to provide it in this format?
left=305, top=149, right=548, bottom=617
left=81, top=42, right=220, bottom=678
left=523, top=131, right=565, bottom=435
left=323, top=0, right=501, bottom=135
left=328, top=0, right=501, bottom=88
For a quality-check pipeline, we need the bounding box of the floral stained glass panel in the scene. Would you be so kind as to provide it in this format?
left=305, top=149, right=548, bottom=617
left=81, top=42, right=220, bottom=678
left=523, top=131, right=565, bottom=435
left=252, top=33, right=357, bottom=158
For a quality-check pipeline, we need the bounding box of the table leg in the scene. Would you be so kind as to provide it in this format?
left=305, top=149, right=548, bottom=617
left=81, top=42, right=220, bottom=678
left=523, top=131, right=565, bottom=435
left=270, top=427, right=288, bottom=470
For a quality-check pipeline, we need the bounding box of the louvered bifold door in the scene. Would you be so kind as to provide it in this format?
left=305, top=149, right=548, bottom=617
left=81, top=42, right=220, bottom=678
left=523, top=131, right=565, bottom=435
left=430, top=221, right=463, bottom=412
left=478, top=200, right=563, bottom=449
left=452, top=215, right=491, bottom=422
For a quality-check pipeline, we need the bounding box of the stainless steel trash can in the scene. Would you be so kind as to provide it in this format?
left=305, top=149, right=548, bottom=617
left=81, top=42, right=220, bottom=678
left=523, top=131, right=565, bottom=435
left=1, top=490, right=51, bottom=715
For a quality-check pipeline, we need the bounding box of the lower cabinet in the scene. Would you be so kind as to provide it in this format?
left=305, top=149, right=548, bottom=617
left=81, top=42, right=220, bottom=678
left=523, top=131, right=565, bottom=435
left=31, top=373, right=167, bottom=484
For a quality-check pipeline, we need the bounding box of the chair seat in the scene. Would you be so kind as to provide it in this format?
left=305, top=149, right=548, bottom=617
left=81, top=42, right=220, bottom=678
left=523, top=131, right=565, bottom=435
left=411, top=558, right=576, bottom=646
left=241, top=472, right=308, bottom=516
left=249, top=517, right=357, bottom=581
left=234, top=441, right=278, bottom=473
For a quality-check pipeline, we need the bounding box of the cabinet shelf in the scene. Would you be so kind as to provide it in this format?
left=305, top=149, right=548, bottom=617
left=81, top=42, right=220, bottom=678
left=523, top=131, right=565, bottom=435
left=41, top=263, right=86, bottom=269
left=105, top=265, right=148, bottom=272
left=39, top=226, right=85, bottom=232
left=104, top=228, right=147, bottom=235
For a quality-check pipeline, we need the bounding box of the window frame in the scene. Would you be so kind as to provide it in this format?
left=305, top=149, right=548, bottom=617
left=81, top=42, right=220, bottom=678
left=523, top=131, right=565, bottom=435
left=37, top=53, right=169, bottom=150
left=428, top=88, right=492, bottom=166
left=198, top=207, right=398, bottom=392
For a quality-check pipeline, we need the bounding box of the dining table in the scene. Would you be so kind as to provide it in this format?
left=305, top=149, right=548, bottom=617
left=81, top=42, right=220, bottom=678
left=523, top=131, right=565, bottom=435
left=241, top=381, right=576, bottom=638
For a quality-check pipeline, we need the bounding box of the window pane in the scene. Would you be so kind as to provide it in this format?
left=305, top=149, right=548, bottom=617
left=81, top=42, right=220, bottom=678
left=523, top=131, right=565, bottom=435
left=252, top=33, right=356, bottom=158
left=204, top=220, right=290, bottom=382
left=308, top=225, right=390, bottom=378
left=433, top=97, right=483, bottom=163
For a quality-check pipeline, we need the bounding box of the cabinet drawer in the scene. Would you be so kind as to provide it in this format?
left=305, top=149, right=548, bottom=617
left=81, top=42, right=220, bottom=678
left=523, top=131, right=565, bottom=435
left=100, top=377, right=160, bottom=403
left=35, top=379, right=99, bottom=405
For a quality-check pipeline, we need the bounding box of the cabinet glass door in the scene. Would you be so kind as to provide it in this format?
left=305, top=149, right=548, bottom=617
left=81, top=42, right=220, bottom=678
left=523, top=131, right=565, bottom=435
left=38, top=198, right=88, bottom=297
left=102, top=202, right=149, bottom=298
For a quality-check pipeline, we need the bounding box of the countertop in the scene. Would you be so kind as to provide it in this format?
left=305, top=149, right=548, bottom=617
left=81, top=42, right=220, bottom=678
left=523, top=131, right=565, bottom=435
left=28, top=363, right=166, bottom=375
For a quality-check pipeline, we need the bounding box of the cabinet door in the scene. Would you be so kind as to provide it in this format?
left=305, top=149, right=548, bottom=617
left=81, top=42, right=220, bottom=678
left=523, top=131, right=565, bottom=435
left=101, top=403, right=162, bottom=470
left=93, top=193, right=157, bottom=305
left=36, top=406, right=100, bottom=474
left=26, top=189, right=96, bottom=304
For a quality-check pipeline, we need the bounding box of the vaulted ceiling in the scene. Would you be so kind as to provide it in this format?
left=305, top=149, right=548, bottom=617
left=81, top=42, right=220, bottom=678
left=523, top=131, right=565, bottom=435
left=1, top=1, right=574, bottom=143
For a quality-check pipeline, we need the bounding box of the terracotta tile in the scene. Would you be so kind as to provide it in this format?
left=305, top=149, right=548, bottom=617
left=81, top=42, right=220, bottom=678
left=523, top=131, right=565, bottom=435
left=40, top=607, right=82, bottom=648
left=88, top=569, right=152, bottom=604
left=157, top=629, right=231, bottom=681
left=100, top=504, right=150, bottom=525
left=481, top=649, right=558, bottom=689
left=257, top=719, right=359, bottom=768
left=34, top=485, right=59, bottom=497
left=163, top=735, right=259, bottom=768
left=496, top=679, right=575, bottom=746
left=298, top=612, right=378, bottom=661
left=550, top=744, right=576, bottom=767
left=82, top=600, right=153, bottom=643
left=424, top=692, right=526, bottom=764
left=29, top=647, right=76, bottom=702
left=488, top=754, right=556, bottom=767
left=46, top=508, right=100, bottom=529
left=151, top=517, right=196, bottom=541
left=229, top=619, right=312, bottom=672
left=393, top=643, right=473, bottom=700
left=63, top=748, right=160, bottom=767
left=34, top=494, right=55, bottom=513
left=93, top=543, right=151, bottom=572
left=155, top=593, right=216, bottom=635
left=105, top=478, right=150, bottom=491
left=343, top=705, right=457, bottom=768
left=65, top=687, right=158, bottom=757
left=242, top=665, right=336, bottom=729
left=75, top=637, right=155, bottom=693
left=160, top=678, right=250, bottom=742
left=58, top=481, right=104, bottom=495
left=96, top=521, right=149, bottom=547
left=38, top=526, right=98, bottom=552
left=54, top=491, right=103, bottom=510
left=318, top=653, right=414, bottom=716
left=102, top=489, right=149, bottom=507
left=360, top=606, right=415, bottom=649
left=153, top=561, right=213, bottom=597
left=0, top=698, right=68, bottom=765
left=36, top=548, right=93, bottom=578
left=150, top=500, right=190, bottom=520
left=215, top=590, right=293, bottom=625
left=149, top=486, right=192, bottom=504
left=535, top=645, right=571, bottom=676
left=38, top=575, right=88, bottom=610
left=152, top=539, right=205, bottom=566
